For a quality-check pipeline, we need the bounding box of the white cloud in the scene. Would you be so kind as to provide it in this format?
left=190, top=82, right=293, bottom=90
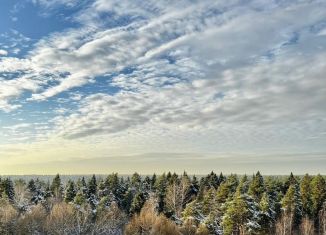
left=0, top=0, right=326, bottom=163
left=0, top=75, right=41, bottom=112
left=0, top=49, right=8, bottom=56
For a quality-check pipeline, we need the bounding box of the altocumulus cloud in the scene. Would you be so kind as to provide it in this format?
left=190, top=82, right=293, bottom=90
left=0, top=0, right=326, bottom=173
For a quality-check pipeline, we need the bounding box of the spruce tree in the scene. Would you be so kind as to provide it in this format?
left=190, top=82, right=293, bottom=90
left=87, top=174, right=97, bottom=198
left=151, top=173, right=157, bottom=190
left=189, top=175, right=199, bottom=200
left=64, top=180, right=76, bottom=203
left=27, top=179, right=37, bottom=193
left=207, top=171, right=219, bottom=189
left=259, top=192, right=275, bottom=234
left=283, top=172, right=297, bottom=194
left=219, top=172, right=226, bottom=184
left=143, top=176, right=152, bottom=192
left=87, top=174, right=98, bottom=209
left=2, top=178, right=15, bottom=202
left=121, top=188, right=134, bottom=213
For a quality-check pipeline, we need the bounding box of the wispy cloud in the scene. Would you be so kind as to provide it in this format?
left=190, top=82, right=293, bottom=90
left=0, top=0, right=326, bottom=173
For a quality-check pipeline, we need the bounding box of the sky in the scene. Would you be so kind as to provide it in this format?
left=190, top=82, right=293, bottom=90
left=0, top=0, right=326, bottom=175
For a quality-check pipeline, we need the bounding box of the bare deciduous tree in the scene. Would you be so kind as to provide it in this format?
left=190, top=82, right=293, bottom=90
left=16, top=204, right=47, bottom=234
left=300, top=217, right=314, bottom=235
left=276, top=212, right=294, bottom=235
left=0, top=198, right=18, bottom=234
left=93, top=202, right=127, bottom=235
left=125, top=197, right=180, bottom=235
left=165, top=176, right=190, bottom=219
left=319, top=203, right=326, bottom=235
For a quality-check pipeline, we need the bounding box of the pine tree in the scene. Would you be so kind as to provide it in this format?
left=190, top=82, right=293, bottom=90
left=64, top=180, right=76, bottom=203
left=216, top=174, right=238, bottom=203
left=131, top=172, right=142, bottom=189
left=202, top=188, right=216, bottom=215
left=248, top=171, right=265, bottom=201
left=281, top=184, right=303, bottom=230
left=154, top=173, right=167, bottom=212
left=222, top=192, right=260, bottom=235
left=51, top=174, right=63, bottom=200
left=77, top=176, right=88, bottom=196
left=300, top=174, right=312, bottom=217
left=74, top=191, right=87, bottom=206
left=130, top=192, right=145, bottom=214
left=0, top=177, right=2, bottom=196
left=97, top=178, right=107, bottom=197
left=236, top=175, right=249, bottom=195
left=310, top=174, right=326, bottom=218
left=182, top=199, right=203, bottom=223
left=105, top=173, right=119, bottom=195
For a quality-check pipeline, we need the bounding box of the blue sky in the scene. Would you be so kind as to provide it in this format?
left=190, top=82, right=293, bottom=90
left=0, top=0, right=326, bottom=174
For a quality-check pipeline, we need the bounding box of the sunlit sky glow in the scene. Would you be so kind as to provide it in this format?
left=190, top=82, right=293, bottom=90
left=0, top=0, right=326, bottom=174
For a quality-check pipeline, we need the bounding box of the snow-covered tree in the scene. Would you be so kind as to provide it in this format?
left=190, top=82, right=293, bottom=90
left=64, top=180, right=76, bottom=203
left=280, top=184, right=303, bottom=233
left=222, top=192, right=261, bottom=235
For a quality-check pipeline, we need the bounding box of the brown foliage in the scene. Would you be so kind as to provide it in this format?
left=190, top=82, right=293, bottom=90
left=0, top=198, right=18, bottom=234
left=276, top=212, right=294, bottom=235
left=125, top=198, right=180, bottom=235
left=45, top=202, right=92, bottom=235
left=179, top=218, right=197, bottom=235
left=319, top=203, right=326, bottom=235
left=16, top=204, right=47, bottom=234
left=93, top=202, right=127, bottom=235
left=299, top=217, right=314, bottom=235
left=151, top=215, right=180, bottom=235
left=195, top=224, right=210, bottom=235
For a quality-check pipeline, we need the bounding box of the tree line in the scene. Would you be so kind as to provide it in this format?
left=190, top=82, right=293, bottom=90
left=0, top=171, right=325, bottom=234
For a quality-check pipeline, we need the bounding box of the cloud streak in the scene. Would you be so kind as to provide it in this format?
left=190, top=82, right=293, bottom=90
left=0, top=0, right=326, bottom=173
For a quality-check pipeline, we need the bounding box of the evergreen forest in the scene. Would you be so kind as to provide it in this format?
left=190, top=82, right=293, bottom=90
left=0, top=172, right=325, bottom=235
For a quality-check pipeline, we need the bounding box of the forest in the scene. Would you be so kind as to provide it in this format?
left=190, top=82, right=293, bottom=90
left=0, top=172, right=325, bottom=235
